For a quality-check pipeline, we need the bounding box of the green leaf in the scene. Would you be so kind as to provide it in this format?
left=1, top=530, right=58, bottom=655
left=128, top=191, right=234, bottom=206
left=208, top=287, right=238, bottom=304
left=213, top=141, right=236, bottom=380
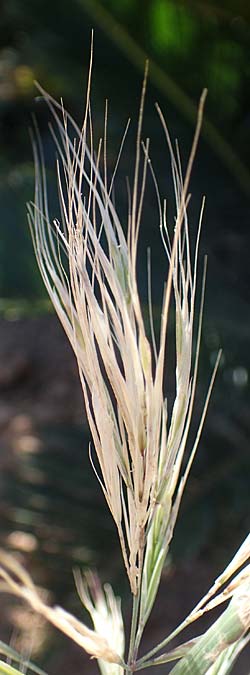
left=0, top=662, right=26, bottom=675
left=0, top=644, right=48, bottom=675
left=170, top=585, right=250, bottom=674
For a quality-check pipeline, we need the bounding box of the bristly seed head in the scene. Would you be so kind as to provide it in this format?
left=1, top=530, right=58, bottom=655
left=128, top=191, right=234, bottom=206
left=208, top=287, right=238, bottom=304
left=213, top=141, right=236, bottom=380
left=27, top=59, right=216, bottom=596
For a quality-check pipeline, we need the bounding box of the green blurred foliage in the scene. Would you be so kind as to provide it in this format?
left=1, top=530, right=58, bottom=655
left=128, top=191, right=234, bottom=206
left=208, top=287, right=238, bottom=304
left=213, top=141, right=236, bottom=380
left=150, top=0, right=197, bottom=54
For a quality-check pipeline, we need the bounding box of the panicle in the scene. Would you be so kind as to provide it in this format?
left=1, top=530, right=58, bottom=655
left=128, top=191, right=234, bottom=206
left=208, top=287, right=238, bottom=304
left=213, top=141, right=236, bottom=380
left=27, top=72, right=210, bottom=596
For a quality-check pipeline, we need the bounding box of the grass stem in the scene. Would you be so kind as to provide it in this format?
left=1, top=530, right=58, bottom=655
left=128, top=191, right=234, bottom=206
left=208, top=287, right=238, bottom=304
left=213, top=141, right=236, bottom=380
left=127, top=592, right=140, bottom=673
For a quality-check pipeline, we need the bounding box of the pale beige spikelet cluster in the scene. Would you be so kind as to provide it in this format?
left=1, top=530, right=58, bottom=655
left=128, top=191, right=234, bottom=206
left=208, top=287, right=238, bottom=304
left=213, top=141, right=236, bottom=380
left=0, top=551, right=124, bottom=668
left=27, top=64, right=214, bottom=596
left=74, top=570, right=124, bottom=675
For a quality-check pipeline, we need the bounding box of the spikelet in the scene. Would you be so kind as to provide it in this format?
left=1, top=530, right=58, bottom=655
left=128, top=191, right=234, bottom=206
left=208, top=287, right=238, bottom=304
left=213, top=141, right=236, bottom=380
left=0, top=551, right=123, bottom=667
left=74, top=570, right=124, bottom=675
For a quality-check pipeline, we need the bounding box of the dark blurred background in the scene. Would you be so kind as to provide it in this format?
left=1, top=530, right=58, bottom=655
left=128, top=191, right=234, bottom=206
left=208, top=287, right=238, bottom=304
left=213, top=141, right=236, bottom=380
left=0, top=1, right=249, bottom=673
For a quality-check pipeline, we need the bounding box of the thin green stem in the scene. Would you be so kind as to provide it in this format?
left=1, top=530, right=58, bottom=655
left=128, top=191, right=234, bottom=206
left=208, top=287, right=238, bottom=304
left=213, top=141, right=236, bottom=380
left=134, top=657, right=165, bottom=671
left=134, top=616, right=191, bottom=670
left=134, top=622, right=144, bottom=655
left=127, top=592, right=140, bottom=673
